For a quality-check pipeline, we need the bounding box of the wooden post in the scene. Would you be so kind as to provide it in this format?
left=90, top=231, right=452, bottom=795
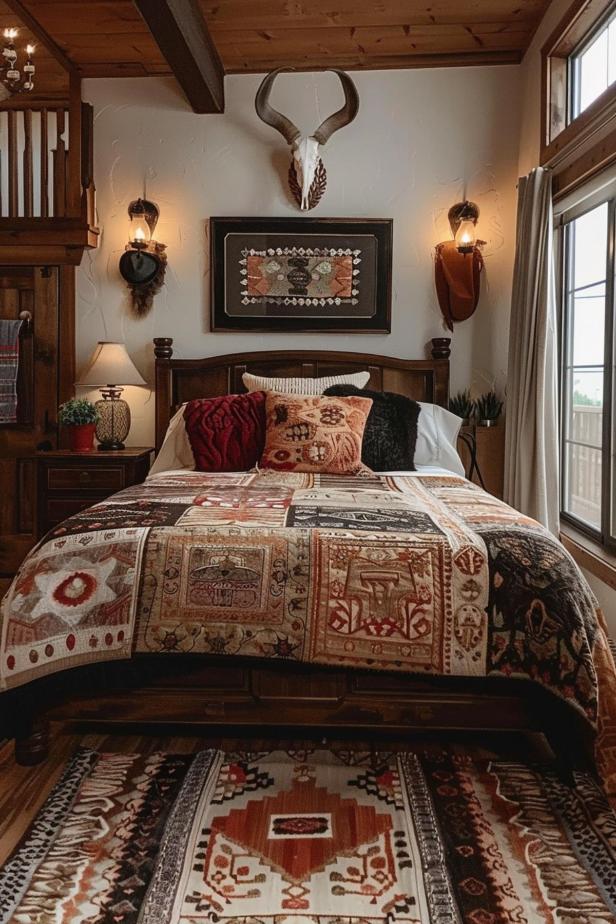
left=66, top=72, right=82, bottom=218
left=23, top=108, right=33, bottom=217
left=40, top=107, right=49, bottom=218
left=8, top=110, right=18, bottom=216
left=154, top=338, right=174, bottom=453
left=53, top=108, right=66, bottom=217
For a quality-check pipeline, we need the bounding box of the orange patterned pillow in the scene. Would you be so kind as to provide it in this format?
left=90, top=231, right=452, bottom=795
left=260, top=393, right=373, bottom=474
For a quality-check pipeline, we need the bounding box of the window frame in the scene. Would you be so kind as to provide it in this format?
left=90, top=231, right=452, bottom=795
left=568, top=2, right=616, bottom=122
left=557, top=179, right=616, bottom=550
left=541, top=0, right=616, bottom=174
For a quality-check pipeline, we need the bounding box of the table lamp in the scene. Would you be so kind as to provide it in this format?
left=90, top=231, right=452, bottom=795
left=77, top=341, right=146, bottom=450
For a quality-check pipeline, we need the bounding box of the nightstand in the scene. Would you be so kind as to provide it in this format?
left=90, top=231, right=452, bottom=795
left=457, top=424, right=505, bottom=499
left=34, top=448, right=153, bottom=538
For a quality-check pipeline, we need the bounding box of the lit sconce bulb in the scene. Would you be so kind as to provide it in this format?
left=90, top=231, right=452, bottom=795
left=2, top=28, right=35, bottom=92
left=129, top=212, right=151, bottom=247
left=454, top=219, right=477, bottom=254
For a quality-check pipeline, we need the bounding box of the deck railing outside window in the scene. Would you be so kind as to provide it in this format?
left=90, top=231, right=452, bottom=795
left=566, top=405, right=603, bottom=525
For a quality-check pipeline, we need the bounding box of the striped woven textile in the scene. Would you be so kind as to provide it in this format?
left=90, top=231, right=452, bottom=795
left=0, top=319, right=23, bottom=424
left=4, top=745, right=616, bottom=923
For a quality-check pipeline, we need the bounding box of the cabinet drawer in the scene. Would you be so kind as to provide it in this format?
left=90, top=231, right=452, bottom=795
left=46, top=496, right=103, bottom=527
left=47, top=466, right=125, bottom=492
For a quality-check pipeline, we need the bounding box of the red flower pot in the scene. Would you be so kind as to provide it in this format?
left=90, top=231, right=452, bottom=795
left=68, top=423, right=96, bottom=452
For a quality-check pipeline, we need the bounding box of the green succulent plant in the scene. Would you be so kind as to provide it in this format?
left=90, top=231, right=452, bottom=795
left=475, top=391, right=504, bottom=421
left=58, top=398, right=100, bottom=426
left=449, top=389, right=475, bottom=420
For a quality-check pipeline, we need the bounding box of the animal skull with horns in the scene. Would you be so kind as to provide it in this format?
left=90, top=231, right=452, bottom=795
left=255, top=67, right=359, bottom=210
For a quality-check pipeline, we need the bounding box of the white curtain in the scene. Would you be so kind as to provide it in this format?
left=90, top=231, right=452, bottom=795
left=504, top=166, right=560, bottom=534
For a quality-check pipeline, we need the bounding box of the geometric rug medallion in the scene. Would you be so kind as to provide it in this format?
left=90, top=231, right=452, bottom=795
left=2, top=747, right=616, bottom=923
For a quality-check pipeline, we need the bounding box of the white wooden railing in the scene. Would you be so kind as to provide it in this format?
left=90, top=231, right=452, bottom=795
left=567, top=405, right=603, bottom=525
left=0, top=96, right=95, bottom=228
left=0, top=103, right=69, bottom=217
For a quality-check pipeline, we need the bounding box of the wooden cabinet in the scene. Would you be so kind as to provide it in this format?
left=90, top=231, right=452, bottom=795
left=34, top=448, right=153, bottom=537
left=0, top=266, right=73, bottom=598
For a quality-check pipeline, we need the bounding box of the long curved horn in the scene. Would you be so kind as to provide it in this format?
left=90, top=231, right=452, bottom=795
left=312, top=70, right=359, bottom=145
left=255, top=67, right=301, bottom=145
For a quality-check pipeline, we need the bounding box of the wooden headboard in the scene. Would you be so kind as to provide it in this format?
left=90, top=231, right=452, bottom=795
left=153, top=339, right=450, bottom=451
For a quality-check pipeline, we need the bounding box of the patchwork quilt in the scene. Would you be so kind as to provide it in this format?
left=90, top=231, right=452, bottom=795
left=2, top=469, right=616, bottom=789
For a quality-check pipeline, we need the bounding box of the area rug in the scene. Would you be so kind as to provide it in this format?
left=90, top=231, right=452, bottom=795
left=2, top=748, right=616, bottom=923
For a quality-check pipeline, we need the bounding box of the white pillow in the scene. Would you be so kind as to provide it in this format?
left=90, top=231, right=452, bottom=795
left=149, top=404, right=195, bottom=475
left=415, top=403, right=465, bottom=476
left=242, top=370, right=370, bottom=395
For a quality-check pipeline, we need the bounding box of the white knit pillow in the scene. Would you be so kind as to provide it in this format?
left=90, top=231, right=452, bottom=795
left=242, top=370, right=370, bottom=395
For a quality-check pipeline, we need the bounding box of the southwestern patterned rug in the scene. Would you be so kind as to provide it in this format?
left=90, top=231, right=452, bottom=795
left=2, top=747, right=616, bottom=924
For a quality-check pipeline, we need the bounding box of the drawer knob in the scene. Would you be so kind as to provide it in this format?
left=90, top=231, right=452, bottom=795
left=79, top=471, right=91, bottom=483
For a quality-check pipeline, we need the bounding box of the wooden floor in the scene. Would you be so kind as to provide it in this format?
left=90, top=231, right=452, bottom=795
left=0, top=723, right=551, bottom=866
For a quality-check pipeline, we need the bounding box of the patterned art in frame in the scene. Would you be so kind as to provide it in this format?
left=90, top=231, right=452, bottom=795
left=211, top=217, right=392, bottom=332
left=242, top=247, right=357, bottom=303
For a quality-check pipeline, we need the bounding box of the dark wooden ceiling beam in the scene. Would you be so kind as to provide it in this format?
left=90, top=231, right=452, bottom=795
left=134, top=0, right=224, bottom=113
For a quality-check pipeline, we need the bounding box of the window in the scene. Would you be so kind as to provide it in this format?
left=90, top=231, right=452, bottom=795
left=559, top=184, right=616, bottom=547
left=571, top=6, right=616, bottom=119
left=542, top=0, right=616, bottom=163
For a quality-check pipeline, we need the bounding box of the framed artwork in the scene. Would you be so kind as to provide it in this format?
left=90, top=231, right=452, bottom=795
left=210, top=217, right=392, bottom=333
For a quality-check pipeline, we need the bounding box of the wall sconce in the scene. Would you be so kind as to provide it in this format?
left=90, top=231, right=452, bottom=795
left=449, top=200, right=480, bottom=253
left=434, top=200, right=485, bottom=331
left=119, top=197, right=167, bottom=317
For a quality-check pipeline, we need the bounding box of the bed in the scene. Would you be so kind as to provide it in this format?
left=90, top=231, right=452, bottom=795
left=2, top=341, right=616, bottom=796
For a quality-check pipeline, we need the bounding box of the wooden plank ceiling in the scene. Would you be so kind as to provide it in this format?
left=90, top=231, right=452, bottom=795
left=9, top=0, right=551, bottom=78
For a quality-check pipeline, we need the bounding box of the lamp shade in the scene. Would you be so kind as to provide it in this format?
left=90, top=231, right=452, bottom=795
left=77, top=342, right=146, bottom=387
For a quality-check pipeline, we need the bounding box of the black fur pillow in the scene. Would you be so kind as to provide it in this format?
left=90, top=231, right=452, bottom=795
left=324, top=385, right=420, bottom=471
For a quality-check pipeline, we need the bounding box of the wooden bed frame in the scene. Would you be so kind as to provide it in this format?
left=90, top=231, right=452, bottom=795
left=8, top=340, right=594, bottom=769
left=151, top=339, right=450, bottom=452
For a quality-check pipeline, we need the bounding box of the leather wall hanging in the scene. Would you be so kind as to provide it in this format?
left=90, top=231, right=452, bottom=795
left=435, top=200, right=484, bottom=332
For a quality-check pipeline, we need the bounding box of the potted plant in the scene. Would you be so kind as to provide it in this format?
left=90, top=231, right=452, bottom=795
left=58, top=398, right=100, bottom=452
left=449, top=389, right=475, bottom=426
left=475, top=391, right=504, bottom=427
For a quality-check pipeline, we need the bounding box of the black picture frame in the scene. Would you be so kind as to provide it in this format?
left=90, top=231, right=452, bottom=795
left=210, top=217, right=392, bottom=333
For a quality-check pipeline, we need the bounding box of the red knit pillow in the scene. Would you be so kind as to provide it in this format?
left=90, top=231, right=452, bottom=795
left=183, top=392, right=266, bottom=472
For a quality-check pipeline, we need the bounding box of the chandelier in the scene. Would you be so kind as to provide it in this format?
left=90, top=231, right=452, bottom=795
left=2, top=29, right=35, bottom=94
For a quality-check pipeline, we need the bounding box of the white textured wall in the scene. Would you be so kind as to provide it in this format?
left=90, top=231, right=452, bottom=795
left=77, top=70, right=521, bottom=445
